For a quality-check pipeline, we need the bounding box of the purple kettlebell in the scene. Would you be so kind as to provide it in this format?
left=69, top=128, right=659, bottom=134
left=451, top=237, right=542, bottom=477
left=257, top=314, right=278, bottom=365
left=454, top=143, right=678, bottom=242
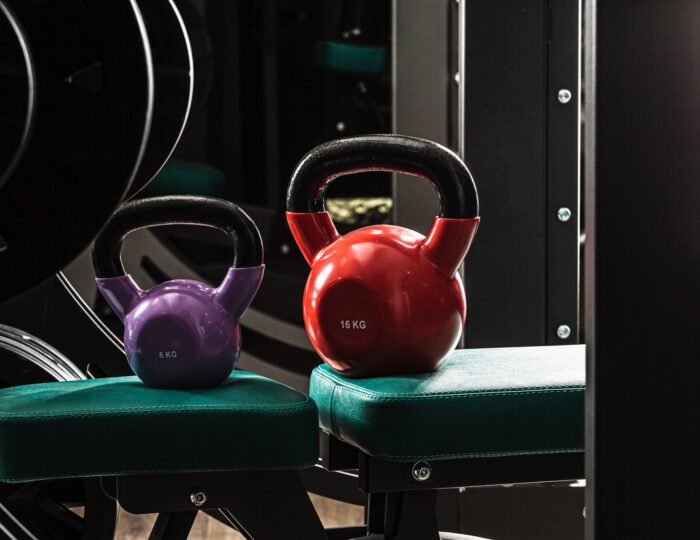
left=92, top=196, right=264, bottom=389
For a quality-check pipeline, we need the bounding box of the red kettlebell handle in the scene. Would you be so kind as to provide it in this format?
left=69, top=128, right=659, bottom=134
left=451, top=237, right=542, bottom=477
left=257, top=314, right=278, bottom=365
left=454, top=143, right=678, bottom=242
left=286, top=135, right=480, bottom=276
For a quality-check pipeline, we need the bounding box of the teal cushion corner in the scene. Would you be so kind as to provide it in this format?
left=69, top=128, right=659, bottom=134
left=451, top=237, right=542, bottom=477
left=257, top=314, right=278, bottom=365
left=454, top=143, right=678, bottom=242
left=0, top=371, right=318, bottom=483
left=314, top=40, right=388, bottom=75
left=142, top=159, right=226, bottom=197
left=309, top=345, right=585, bottom=462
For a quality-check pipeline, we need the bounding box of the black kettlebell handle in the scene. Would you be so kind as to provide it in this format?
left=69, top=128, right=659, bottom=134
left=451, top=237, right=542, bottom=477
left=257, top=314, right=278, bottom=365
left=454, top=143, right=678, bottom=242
left=93, top=196, right=263, bottom=278
left=286, top=134, right=479, bottom=218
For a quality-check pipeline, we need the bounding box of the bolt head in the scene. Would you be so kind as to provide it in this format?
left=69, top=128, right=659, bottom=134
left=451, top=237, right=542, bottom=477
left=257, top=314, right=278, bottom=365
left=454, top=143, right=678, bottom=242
left=557, top=207, right=572, bottom=222
left=190, top=491, right=207, bottom=507
left=558, top=89, right=572, bottom=104
left=412, top=462, right=432, bottom=482
left=557, top=325, right=572, bottom=340
left=336, top=121, right=346, bottom=132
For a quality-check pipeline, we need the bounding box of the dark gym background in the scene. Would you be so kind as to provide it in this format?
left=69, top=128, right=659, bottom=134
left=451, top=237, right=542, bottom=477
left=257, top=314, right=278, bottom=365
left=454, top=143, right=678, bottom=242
left=0, top=1, right=585, bottom=538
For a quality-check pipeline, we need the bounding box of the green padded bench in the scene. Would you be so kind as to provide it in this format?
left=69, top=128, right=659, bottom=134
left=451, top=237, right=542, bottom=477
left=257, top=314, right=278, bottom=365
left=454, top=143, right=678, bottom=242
left=310, top=345, right=584, bottom=462
left=0, top=371, right=317, bottom=483
left=0, top=371, right=327, bottom=539
left=309, top=345, right=586, bottom=540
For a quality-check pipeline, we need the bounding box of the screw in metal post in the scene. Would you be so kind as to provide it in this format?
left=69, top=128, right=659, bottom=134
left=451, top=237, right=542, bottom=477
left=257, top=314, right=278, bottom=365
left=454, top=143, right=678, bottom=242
left=557, top=207, right=572, bottom=222
left=190, top=491, right=207, bottom=507
left=557, top=325, right=572, bottom=340
left=558, top=89, right=572, bottom=104
left=412, top=462, right=432, bottom=482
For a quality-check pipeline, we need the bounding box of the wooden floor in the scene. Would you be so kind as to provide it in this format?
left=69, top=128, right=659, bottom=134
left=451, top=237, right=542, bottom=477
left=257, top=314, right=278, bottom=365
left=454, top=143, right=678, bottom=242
left=115, top=493, right=365, bottom=539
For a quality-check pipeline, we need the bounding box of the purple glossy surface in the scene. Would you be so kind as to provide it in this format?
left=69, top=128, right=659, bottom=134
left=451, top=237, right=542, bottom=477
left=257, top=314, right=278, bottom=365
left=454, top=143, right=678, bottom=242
left=96, top=266, right=264, bottom=388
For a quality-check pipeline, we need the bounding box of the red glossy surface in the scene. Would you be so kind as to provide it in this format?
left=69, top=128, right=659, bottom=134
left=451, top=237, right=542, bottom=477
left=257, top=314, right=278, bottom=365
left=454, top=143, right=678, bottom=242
left=286, top=212, right=339, bottom=265
left=287, top=212, right=480, bottom=377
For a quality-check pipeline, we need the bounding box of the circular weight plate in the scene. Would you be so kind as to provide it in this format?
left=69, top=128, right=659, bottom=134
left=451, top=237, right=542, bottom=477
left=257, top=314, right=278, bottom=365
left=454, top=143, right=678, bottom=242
left=0, top=0, right=154, bottom=302
left=126, top=0, right=193, bottom=198
left=0, top=0, right=34, bottom=190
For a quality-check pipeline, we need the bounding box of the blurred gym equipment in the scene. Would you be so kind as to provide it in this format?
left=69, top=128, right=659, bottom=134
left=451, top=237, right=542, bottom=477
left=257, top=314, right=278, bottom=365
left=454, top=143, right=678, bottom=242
left=0, top=0, right=34, bottom=190
left=0, top=0, right=153, bottom=301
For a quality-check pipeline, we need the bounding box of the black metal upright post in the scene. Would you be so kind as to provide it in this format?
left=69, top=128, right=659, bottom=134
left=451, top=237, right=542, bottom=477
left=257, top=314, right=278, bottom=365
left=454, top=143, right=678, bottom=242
left=585, top=1, right=700, bottom=537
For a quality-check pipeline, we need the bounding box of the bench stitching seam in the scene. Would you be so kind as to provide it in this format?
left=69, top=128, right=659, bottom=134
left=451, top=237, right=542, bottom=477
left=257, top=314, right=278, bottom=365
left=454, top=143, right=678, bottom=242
left=312, top=370, right=583, bottom=400
left=364, top=447, right=584, bottom=460
left=0, top=402, right=316, bottom=421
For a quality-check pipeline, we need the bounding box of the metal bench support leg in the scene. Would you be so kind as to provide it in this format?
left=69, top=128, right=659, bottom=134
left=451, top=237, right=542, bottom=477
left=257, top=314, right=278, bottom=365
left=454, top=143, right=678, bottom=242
left=217, top=471, right=327, bottom=540
left=367, top=492, right=386, bottom=535
left=384, top=490, right=439, bottom=540
left=81, top=478, right=118, bottom=540
left=149, top=511, right=198, bottom=540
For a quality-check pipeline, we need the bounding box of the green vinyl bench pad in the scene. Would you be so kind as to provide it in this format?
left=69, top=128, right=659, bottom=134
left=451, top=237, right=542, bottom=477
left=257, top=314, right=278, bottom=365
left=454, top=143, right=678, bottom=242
left=310, top=345, right=585, bottom=462
left=0, top=371, right=318, bottom=483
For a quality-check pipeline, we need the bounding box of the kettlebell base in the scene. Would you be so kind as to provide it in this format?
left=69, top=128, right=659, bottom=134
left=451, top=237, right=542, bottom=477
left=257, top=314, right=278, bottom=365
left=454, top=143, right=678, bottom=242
left=320, top=348, right=452, bottom=379
left=130, top=368, right=235, bottom=390
left=135, top=376, right=232, bottom=390
left=128, top=350, right=239, bottom=390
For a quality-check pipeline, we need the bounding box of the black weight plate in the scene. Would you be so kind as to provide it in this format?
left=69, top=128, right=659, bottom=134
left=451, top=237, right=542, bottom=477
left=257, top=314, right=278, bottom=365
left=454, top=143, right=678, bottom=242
left=0, top=0, right=153, bottom=302
left=0, top=0, right=34, bottom=189
left=126, top=0, right=193, bottom=198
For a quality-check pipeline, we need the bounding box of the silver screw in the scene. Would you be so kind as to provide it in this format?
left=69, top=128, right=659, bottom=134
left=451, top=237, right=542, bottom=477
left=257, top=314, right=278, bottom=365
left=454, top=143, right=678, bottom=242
left=557, top=207, right=572, bottom=222
left=557, top=325, right=572, bottom=340
left=412, top=462, right=432, bottom=482
left=558, top=89, right=572, bottom=104
left=280, top=244, right=290, bottom=255
left=190, top=491, right=207, bottom=507
left=336, top=121, right=346, bottom=132
left=454, top=72, right=460, bottom=85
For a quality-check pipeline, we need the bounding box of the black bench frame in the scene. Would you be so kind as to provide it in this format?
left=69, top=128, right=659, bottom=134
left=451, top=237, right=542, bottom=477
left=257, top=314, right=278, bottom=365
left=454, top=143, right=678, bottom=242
left=0, top=432, right=583, bottom=540
left=1, top=470, right=327, bottom=540
left=317, top=431, right=585, bottom=540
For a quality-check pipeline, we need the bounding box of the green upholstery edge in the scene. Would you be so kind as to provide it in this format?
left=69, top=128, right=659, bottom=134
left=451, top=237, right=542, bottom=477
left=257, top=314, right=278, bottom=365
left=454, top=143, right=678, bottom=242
left=0, top=373, right=318, bottom=483
left=309, top=346, right=585, bottom=462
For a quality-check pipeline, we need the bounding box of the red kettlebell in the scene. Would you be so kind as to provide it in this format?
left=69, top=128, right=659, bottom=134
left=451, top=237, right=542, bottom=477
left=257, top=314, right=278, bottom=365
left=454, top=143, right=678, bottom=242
left=286, top=134, right=480, bottom=377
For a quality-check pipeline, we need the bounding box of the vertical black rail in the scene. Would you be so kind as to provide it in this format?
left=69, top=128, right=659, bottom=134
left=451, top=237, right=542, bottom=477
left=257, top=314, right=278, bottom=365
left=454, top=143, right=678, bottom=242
left=546, top=0, right=582, bottom=344
left=586, top=0, right=700, bottom=537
